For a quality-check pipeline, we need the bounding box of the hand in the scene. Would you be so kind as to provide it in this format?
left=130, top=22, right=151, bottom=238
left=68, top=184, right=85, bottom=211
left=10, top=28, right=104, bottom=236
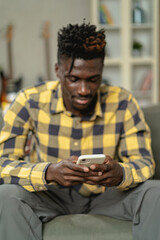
left=45, top=156, right=90, bottom=187
left=84, top=155, right=123, bottom=187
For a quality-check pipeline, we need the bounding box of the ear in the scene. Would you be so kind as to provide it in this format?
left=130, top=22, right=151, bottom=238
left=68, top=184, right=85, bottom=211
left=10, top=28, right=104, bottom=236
left=55, top=63, right=59, bottom=78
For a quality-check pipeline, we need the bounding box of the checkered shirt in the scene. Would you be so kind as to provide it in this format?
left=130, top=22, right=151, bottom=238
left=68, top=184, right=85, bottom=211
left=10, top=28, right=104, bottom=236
left=0, top=80, right=155, bottom=196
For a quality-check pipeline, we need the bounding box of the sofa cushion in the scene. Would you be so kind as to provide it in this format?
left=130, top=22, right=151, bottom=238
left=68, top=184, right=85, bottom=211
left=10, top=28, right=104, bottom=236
left=43, top=214, right=132, bottom=240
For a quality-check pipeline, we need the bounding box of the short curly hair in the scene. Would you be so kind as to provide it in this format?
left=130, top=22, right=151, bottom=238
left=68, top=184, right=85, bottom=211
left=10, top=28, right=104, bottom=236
left=57, top=23, right=106, bottom=64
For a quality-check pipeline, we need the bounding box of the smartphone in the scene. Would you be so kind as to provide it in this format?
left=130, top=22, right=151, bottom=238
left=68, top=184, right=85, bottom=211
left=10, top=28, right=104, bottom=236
left=76, top=154, right=106, bottom=167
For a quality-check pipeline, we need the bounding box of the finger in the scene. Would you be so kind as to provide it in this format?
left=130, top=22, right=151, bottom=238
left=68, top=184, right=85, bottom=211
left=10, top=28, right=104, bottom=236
left=67, top=161, right=90, bottom=173
left=64, top=167, right=90, bottom=177
left=69, top=155, right=79, bottom=162
left=84, top=170, right=103, bottom=177
left=64, top=175, right=85, bottom=182
left=85, top=170, right=111, bottom=182
left=84, top=175, right=105, bottom=182
left=98, top=176, right=120, bottom=187
left=65, top=164, right=104, bottom=177
left=90, top=163, right=109, bottom=172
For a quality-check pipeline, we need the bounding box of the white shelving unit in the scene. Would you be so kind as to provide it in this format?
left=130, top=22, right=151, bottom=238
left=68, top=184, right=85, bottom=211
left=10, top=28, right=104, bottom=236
left=90, top=0, right=159, bottom=106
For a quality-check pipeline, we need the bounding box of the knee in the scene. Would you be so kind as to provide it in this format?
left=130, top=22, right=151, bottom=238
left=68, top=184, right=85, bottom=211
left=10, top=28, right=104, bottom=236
left=137, top=180, right=160, bottom=205
left=141, top=180, right=160, bottom=192
left=0, top=184, right=26, bottom=207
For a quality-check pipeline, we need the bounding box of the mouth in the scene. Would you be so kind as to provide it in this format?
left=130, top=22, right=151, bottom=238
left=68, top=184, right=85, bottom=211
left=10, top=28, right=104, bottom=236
left=74, top=97, right=91, bottom=105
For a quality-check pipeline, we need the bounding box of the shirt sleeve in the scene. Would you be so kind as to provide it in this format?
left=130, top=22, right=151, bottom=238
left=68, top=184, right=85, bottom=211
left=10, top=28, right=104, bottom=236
left=116, top=94, right=155, bottom=191
left=0, top=90, right=51, bottom=192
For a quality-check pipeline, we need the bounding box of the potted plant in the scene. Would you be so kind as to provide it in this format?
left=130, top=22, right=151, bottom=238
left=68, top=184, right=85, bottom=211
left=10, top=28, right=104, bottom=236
left=132, top=40, right=143, bottom=56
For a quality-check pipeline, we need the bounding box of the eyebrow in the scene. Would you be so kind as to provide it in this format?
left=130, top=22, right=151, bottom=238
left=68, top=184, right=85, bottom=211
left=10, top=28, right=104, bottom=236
left=64, top=73, right=78, bottom=78
left=65, top=73, right=101, bottom=79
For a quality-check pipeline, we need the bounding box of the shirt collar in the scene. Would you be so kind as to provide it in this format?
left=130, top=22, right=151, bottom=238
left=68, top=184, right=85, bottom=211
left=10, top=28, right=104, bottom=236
left=89, top=90, right=103, bottom=120
left=50, top=81, right=103, bottom=119
left=50, top=82, right=65, bottom=114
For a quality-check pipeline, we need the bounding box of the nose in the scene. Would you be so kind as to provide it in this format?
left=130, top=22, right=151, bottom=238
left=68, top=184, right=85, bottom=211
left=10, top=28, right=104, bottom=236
left=77, top=80, right=91, bottom=96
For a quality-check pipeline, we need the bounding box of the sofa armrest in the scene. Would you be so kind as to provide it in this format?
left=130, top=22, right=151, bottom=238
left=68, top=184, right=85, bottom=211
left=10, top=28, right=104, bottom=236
left=0, top=109, right=3, bottom=130
left=142, top=105, right=160, bottom=179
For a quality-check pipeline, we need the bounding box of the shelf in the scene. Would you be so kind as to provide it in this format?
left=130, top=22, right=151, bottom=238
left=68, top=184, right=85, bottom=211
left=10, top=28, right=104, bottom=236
left=130, top=58, right=153, bottom=65
left=131, top=23, right=152, bottom=30
left=99, top=24, right=121, bottom=30
left=133, top=90, right=152, bottom=98
left=91, top=0, right=159, bottom=105
left=104, top=58, right=122, bottom=66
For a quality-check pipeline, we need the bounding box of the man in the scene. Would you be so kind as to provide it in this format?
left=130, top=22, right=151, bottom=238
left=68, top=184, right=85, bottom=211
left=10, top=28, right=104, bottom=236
left=0, top=23, right=159, bottom=240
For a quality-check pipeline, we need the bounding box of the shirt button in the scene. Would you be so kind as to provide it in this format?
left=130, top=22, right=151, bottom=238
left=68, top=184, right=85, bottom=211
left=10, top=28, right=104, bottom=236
left=74, top=141, right=79, bottom=146
left=38, top=186, right=44, bottom=191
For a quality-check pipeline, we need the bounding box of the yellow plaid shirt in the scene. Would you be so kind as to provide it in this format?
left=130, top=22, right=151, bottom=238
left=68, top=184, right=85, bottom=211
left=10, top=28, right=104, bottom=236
left=0, top=80, right=155, bottom=196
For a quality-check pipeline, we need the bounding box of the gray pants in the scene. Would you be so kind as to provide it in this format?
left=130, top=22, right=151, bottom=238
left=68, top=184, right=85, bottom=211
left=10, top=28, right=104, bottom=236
left=0, top=180, right=160, bottom=240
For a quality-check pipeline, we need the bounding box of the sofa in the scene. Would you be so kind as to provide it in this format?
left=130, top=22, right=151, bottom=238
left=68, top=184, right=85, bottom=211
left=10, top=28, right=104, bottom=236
left=0, top=104, right=160, bottom=240
left=43, top=104, right=160, bottom=240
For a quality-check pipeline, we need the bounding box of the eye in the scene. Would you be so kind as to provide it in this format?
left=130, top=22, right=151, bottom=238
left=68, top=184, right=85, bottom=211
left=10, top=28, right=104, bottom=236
left=66, top=76, right=78, bottom=82
left=89, top=76, right=101, bottom=82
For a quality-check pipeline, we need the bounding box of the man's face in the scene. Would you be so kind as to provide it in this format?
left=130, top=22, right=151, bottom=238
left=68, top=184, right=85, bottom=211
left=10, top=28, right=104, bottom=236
left=55, top=57, right=103, bottom=117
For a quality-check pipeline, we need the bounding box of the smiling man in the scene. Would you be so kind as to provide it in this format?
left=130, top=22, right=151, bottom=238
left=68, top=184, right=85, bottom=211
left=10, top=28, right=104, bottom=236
left=56, top=58, right=102, bottom=116
left=0, top=23, right=160, bottom=240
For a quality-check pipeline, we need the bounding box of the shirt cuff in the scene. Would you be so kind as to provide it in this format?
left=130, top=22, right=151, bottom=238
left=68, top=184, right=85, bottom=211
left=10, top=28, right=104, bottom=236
left=116, top=163, right=134, bottom=190
left=30, top=162, right=52, bottom=191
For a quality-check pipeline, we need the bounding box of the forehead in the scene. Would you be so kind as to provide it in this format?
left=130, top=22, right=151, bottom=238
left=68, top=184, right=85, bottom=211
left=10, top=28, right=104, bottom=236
left=60, top=58, right=103, bottom=75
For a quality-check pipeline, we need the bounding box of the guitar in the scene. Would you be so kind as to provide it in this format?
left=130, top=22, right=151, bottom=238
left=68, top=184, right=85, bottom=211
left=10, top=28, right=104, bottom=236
left=41, top=21, right=52, bottom=81
left=25, top=21, right=53, bottom=158
left=6, top=24, right=14, bottom=80
left=0, top=70, right=10, bottom=110
left=6, top=24, right=22, bottom=93
left=0, top=24, right=22, bottom=111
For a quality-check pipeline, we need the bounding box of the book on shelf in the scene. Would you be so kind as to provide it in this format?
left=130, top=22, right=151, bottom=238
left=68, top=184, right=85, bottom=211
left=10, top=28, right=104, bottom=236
left=140, top=70, right=153, bottom=93
left=99, top=4, right=114, bottom=25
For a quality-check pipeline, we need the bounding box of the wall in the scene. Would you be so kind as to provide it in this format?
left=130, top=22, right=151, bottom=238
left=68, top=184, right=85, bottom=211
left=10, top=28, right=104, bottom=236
left=0, top=0, right=91, bottom=88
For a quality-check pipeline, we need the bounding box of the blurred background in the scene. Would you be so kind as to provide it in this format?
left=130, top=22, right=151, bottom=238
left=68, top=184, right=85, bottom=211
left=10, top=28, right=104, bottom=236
left=0, top=0, right=159, bottom=110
